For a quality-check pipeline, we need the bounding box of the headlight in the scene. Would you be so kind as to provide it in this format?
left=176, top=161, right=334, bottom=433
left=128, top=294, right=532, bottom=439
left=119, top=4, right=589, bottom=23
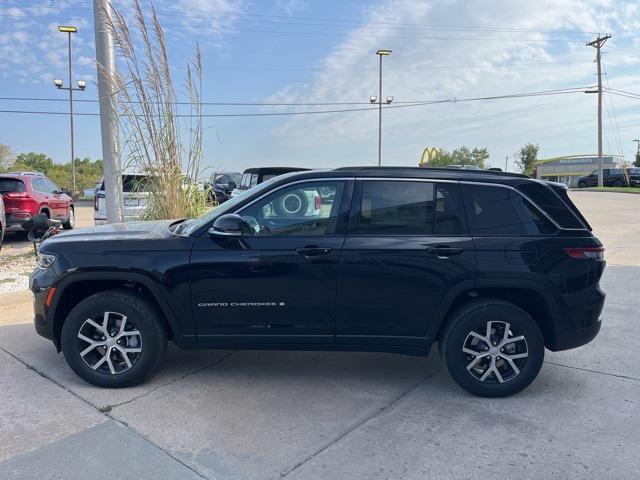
left=36, top=252, right=57, bottom=269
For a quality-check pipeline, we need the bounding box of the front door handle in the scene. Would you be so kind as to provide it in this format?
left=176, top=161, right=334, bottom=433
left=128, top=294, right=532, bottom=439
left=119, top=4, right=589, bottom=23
left=296, top=246, right=333, bottom=257
left=425, top=246, right=464, bottom=258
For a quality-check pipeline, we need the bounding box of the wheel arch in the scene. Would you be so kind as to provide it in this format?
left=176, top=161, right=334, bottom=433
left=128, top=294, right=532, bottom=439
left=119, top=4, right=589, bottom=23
left=430, top=280, right=557, bottom=349
left=50, top=272, right=188, bottom=350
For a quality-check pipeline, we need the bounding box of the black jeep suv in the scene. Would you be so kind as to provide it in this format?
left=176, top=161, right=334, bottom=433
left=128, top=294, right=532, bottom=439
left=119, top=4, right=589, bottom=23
left=29, top=167, right=605, bottom=397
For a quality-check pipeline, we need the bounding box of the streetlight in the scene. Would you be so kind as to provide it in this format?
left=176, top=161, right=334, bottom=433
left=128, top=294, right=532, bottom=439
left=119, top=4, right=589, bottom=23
left=371, top=49, right=392, bottom=166
left=53, top=25, right=85, bottom=195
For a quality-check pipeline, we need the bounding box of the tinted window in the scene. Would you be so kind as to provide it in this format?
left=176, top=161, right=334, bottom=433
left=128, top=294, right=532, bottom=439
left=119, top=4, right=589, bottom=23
left=261, top=174, right=279, bottom=182
left=239, top=181, right=345, bottom=236
left=0, top=179, right=26, bottom=193
left=44, top=178, right=60, bottom=193
left=462, top=184, right=556, bottom=236
left=351, top=181, right=466, bottom=235
left=122, top=175, right=149, bottom=192
left=250, top=173, right=259, bottom=187
left=517, top=182, right=584, bottom=229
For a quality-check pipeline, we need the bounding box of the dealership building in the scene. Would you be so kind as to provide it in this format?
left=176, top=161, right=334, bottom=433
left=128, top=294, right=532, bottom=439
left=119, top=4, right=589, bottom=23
left=535, top=154, right=622, bottom=187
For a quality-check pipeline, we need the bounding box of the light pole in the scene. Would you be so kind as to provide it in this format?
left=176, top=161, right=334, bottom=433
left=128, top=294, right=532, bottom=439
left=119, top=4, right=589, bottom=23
left=53, top=25, right=85, bottom=195
left=634, top=139, right=640, bottom=166
left=370, top=49, right=392, bottom=166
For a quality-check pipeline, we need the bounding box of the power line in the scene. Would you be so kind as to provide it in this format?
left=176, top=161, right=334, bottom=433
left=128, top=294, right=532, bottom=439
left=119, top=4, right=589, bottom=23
left=0, top=1, right=599, bottom=36
left=0, top=87, right=592, bottom=117
left=0, top=87, right=591, bottom=107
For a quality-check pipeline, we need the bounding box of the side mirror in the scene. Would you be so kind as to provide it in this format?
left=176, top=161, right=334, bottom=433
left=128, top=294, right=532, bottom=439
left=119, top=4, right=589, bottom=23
left=208, top=213, right=244, bottom=238
left=228, top=181, right=237, bottom=190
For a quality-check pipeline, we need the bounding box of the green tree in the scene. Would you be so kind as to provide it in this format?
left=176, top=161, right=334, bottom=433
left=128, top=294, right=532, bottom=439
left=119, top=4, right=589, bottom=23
left=12, top=152, right=55, bottom=174
left=514, top=143, right=539, bottom=176
left=634, top=153, right=640, bottom=168
left=429, top=146, right=490, bottom=169
left=0, top=141, right=12, bottom=169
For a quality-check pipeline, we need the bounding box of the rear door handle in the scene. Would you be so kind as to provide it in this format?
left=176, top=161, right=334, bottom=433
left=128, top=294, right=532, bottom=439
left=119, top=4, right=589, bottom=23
left=296, top=246, right=333, bottom=257
left=425, top=246, right=464, bottom=258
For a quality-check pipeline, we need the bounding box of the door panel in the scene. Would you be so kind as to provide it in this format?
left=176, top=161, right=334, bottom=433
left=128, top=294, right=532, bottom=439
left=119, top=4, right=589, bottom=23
left=190, top=236, right=344, bottom=338
left=336, top=236, right=476, bottom=340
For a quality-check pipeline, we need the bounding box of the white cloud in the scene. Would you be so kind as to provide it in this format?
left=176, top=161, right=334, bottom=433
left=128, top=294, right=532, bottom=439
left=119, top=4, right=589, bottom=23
left=267, top=0, right=640, bottom=166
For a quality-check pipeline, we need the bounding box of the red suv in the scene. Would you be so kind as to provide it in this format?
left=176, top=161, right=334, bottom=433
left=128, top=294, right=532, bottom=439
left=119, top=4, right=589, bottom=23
left=0, top=172, right=75, bottom=232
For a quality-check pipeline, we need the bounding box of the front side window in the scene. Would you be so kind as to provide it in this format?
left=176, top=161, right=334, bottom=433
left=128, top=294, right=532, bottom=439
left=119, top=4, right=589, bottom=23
left=462, top=184, right=557, bottom=236
left=351, top=180, right=466, bottom=236
left=239, top=181, right=345, bottom=236
left=250, top=173, right=259, bottom=187
left=31, top=178, right=48, bottom=193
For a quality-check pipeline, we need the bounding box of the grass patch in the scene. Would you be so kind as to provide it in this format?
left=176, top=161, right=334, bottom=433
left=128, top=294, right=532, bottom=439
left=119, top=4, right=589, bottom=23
left=576, top=187, right=640, bottom=194
left=98, top=405, right=113, bottom=414
left=0, top=278, right=15, bottom=284
left=0, top=251, right=34, bottom=267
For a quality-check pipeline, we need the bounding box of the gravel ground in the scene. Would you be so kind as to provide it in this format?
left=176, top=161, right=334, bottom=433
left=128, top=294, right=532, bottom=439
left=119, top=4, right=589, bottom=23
left=0, top=251, right=35, bottom=294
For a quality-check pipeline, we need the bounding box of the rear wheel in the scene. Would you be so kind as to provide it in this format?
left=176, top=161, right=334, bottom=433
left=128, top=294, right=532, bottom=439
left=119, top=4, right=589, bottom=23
left=62, top=206, right=75, bottom=229
left=577, top=181, right=587, bottom=188
left=440, top=299, right=544, bottom=397
left=61, top=290, right=167, bottom=388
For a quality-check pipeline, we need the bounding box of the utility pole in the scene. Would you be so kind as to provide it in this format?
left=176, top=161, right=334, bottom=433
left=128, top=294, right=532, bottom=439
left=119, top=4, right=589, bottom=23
left=587, top=34, right=611, bottom=188
left=370, top=49, right=393, bottom=166
left=93, top=0, right=123, bottom=223
left=54, top=26, right=85, bottom=195
left=505, top=155, right=508, bottom=172
left=633, top=139, right=640, bottom=166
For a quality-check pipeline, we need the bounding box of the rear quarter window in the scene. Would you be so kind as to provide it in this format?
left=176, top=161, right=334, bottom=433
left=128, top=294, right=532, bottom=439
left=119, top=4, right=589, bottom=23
left=517, top=182, right=586, bottom=229
left=462, top=184, right=557, bottom=236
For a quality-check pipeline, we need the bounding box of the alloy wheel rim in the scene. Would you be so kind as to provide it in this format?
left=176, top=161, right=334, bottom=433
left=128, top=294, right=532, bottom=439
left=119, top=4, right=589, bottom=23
left=462, top=320, right=528, bottom=384
left=77, top=311, right=142, bottom=375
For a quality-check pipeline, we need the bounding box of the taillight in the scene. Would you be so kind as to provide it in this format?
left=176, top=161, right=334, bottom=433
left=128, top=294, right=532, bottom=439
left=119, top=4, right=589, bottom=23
left=94, top=195, right=98, bottom=211
left=564, top=247, right=605, bottom=260
left=4, top=192, right=28, bottom=198
left=315, top=195, right=321, bottom=210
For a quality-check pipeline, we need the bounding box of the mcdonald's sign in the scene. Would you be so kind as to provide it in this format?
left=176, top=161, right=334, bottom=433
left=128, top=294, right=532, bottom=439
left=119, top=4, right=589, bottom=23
left=419, top=147, right=440, bottom=167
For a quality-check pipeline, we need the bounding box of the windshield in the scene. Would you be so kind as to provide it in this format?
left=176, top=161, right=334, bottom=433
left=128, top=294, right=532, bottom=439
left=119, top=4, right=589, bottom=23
left=181, top=174, right=283, bottom=235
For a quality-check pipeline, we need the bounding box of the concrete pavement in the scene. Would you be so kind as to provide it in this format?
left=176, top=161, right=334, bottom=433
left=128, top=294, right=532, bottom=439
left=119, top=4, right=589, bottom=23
left=1, top=191, right=639, bottom=479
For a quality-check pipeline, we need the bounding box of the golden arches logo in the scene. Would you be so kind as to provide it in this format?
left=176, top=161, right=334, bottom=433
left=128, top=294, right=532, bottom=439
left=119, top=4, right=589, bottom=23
left=419, top=147, right=440, bottom=166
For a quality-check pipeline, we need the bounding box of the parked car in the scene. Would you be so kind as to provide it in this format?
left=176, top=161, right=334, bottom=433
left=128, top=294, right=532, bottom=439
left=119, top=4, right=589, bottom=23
left=0, top=172, right=74, bottom=232
left=94, top=174, right=150, bottom=225
left=206, top=172, right=242, bottom=204
left=30, top=167, right=605, bottom=397
left=0, top=193, right=5, bottom=251
left=577, top=167, right=640, bottom=188
left=230, top=167, right=309, bottom=198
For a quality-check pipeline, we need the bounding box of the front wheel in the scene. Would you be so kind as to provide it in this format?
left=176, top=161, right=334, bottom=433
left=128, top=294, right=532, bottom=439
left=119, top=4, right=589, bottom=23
left=61, top=290, right=167, bottom=388
left=440, top=299, right=544, bottom=397
left=577, top=181, right=587, bottom=189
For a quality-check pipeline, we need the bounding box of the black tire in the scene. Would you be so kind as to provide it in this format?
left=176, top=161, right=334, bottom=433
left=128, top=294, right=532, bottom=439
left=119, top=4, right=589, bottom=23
left=440, top=299, right=544, bottom=397
left=62, top=205, right=75, bottom=230
left=61, top=290, right=167, bottom=388
left=274, top=190, right=308, bottom=218
left=577, top=182, right=587, bottom=189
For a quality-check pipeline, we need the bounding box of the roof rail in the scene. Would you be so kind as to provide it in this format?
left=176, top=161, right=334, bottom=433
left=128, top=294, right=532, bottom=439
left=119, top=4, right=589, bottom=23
left=333, top=166, right=530, bottom=178
left=4, top=171, right=44, bottom=176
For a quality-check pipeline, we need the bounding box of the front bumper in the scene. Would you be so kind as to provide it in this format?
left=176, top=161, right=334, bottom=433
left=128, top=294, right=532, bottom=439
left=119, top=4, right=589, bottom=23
left=29, top=269, right=58, bottom=348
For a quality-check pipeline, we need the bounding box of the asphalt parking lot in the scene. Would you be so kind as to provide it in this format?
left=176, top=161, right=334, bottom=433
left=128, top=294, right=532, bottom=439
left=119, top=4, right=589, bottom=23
left=0, top=191, right=639, bottom=479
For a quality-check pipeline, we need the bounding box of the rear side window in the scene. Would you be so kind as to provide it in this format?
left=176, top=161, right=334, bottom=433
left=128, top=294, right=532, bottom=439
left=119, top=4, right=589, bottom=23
left=351, top=180, right=466, bottom=235
left=462, top=184, right=556, bottom=236
left=0, top=179, right=26, bottom=192
left=517, top=182, right=585, bottom=229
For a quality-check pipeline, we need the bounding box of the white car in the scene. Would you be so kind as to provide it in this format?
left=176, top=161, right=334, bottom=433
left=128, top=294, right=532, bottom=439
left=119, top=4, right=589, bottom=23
left=94, top=174, right=150, bottom=225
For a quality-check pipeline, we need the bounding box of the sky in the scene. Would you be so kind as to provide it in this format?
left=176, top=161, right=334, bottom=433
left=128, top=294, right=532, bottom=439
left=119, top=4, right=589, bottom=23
left=1, top=0, right=639, bottom=177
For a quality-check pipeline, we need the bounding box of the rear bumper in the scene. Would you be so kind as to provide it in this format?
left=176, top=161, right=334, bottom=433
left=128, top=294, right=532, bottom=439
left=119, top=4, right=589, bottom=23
left=6, top=213, right=33, bottom=231
left=547, top=287, right=605, bottom=351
